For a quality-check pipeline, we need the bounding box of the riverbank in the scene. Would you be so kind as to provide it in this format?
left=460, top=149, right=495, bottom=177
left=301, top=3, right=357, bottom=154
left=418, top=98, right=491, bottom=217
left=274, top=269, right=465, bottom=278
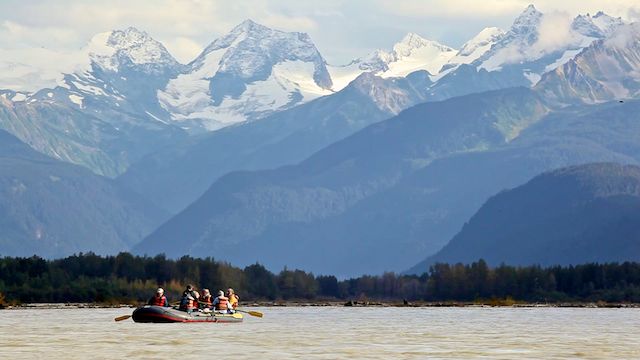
left=2, top=300, right=639, bottom=310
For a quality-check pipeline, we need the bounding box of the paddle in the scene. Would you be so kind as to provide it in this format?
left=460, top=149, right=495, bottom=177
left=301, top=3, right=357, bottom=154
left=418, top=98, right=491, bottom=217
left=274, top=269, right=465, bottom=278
left=114, top=314, right=131, bottom=322
left=235, top=309, right=263, bottom=318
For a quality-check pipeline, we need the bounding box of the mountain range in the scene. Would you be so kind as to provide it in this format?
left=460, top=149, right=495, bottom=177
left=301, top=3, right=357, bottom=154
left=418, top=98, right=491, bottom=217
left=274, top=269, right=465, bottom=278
left=1, top=4, right=640, bottom=276
left=1, top=5, right=626, bottom=178
left=119, top=5, right=632, bottom=214
left=135, top=18, right=640, bottom=276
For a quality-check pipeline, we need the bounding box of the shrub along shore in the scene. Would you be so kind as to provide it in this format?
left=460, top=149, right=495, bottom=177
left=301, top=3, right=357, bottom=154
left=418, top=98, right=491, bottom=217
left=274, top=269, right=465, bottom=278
left=1, top=253, right=640, bottom=307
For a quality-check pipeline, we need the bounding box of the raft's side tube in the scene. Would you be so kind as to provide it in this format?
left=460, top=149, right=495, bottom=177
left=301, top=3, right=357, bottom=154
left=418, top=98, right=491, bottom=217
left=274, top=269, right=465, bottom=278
left=131, top=305, right=243, bottom=323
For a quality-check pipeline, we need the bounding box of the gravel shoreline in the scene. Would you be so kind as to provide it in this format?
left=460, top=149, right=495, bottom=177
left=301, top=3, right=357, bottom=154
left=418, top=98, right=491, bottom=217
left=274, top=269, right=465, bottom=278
left=2, top=301, right=640, bottom=310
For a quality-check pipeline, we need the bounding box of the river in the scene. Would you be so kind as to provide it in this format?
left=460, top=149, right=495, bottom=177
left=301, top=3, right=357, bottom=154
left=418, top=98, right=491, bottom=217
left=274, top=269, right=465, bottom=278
left=1, top=306, right=638, bottom=359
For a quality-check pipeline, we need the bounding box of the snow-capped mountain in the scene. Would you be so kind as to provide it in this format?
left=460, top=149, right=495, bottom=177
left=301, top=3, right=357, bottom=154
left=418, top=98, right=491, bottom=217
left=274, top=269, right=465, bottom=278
left=329, top=33, right=457, bottom=89
left=158, top=20, right=333, bottom=131
left=475, top=5, right=625, bottom=84
left=426, top=5, right=628, bottom=103
left=0, top=27, right=187, bottom=177
left=15, top=27, right=183, bottom=122
left=54, top=27, right=183, bottom=119
left=536, top=22, right=640, bottom=104
left=441, top=27, right=505, bottom=73
left=383, top=33, right=457, bottom=77
left=572, top=11, right=625, bottom=38
left=84, top=27, right=181, bottom=73
left=0, top=7, right=636, bottom=179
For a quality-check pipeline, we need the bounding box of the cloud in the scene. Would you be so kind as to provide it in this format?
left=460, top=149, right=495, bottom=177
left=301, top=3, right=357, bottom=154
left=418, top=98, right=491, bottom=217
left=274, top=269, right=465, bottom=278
left=629, top=7, right=640, bottom=22
left=483, top=10, right=586, bottom=69
left=377, top=0, right=524, bottom=18
left=0, top=48, right=80, bottom=91
left=606, top=22, right=640, bottom=48
left=0, top=20, right=81, bottom=49
left=529, top=11, right=575, bottom=56
left=162, top=36, right=204, bottom=64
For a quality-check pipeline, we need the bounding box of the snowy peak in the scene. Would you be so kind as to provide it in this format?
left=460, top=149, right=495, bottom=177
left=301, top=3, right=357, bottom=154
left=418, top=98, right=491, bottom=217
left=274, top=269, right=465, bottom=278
left=86, top=27, right=180, bottom=73
left=193, top=19, right=330, bottom=87
left=572, top=12, right=625, bottom=38
left=475, top=4, right=606, bottom=74
left=592, top=11, right=625, bottom=35
left=328, top=32, right=457, bottom=90
left=392, top=33, right=454, bottom=57
left=458, top=27, right=505, bottom=57
left=200, top=19, right=270, bottom=55
left=512, top=4, right=543, bottom=33
left=357, top=50, right=395, bottom=72
left=438, top=27, right=505, bottom=75
left=159, top=20, right=334, bottom=130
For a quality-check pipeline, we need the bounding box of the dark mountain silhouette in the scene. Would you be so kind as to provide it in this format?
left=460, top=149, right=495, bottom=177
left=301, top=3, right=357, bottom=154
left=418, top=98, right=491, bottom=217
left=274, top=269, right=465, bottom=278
left=412, top=163, right=640, bottom=270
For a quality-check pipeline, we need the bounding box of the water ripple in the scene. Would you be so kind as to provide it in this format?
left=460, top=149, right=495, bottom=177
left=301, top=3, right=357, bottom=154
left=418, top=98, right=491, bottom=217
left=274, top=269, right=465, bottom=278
left=0, top=307, right=638, bottom=359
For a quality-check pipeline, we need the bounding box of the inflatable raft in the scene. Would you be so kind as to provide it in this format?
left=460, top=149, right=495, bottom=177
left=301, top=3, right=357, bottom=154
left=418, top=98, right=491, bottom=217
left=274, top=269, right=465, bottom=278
left=132, top=305, right=244, bottom=323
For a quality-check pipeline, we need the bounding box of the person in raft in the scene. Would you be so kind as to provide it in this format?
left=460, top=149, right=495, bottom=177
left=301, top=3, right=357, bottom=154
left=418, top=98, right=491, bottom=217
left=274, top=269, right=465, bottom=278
left=148, top=287, right=169, bottom=307
left=179, top=284, right=198, bottom=314
left=212, top=290, right=230, bottom=313
left=200, top=289, right=213, bottom=309
left=227, top=288, right=239, bottom=310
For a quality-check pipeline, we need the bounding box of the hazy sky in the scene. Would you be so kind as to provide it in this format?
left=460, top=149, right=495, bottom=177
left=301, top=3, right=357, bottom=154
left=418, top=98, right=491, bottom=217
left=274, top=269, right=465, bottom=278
left=1, top=0, right=639, bottom=89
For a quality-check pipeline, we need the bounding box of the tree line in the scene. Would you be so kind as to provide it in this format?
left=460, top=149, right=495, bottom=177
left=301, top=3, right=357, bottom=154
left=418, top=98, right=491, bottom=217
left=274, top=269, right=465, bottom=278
left=1, top=253, right=639, bottom=305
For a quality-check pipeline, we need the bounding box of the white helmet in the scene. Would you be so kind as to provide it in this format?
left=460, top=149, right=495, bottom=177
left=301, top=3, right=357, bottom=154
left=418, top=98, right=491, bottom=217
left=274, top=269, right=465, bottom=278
left=156, top=287, right=164, bottom=294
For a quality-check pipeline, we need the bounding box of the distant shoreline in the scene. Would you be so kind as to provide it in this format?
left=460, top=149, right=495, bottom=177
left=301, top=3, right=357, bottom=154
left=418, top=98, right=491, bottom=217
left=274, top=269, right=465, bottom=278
left=3, top=301, right=640, bottom=310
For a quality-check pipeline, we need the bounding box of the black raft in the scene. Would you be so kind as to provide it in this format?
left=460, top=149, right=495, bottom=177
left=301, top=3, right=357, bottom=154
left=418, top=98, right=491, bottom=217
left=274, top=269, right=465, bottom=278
left=131, top=305, right=244, bottom=323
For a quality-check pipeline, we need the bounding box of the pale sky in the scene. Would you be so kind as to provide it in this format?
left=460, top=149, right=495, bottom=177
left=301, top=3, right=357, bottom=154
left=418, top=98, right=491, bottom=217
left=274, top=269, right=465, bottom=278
left=1, top=0, right=639, bottom=90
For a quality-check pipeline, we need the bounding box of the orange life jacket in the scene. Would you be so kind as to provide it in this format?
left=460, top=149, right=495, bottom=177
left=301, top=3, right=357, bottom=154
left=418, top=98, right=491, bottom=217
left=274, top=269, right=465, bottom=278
left=215, top=296, right=229, bottom=310
left=151, top=295, right=167, bottom=307
left=201, top=294, right=212, bottom=306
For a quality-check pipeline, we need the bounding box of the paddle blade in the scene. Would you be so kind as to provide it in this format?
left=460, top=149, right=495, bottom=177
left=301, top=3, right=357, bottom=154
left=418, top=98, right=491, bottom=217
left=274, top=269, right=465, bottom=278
left=247, top=310, right=263, bottom=318
left=114, top=315, right=131, bottom=322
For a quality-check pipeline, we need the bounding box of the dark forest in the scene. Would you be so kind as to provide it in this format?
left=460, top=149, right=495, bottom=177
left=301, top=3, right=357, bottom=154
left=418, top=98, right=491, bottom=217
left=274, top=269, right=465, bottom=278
left=1, top=253, right=640, bottom=305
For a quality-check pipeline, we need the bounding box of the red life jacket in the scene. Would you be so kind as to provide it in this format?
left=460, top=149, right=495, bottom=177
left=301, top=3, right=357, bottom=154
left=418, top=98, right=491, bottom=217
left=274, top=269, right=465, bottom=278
left=151, top=295, right=167, bottom=306
left=215, top=296, right=229, bottom=310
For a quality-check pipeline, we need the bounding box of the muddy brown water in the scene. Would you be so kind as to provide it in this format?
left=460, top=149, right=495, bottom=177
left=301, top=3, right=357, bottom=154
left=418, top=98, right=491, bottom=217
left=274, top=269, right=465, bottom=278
left=1, top=306, right=638, bottom=359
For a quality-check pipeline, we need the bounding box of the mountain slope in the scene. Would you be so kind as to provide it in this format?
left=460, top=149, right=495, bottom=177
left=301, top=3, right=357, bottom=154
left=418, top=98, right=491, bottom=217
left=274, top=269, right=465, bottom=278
left=136, top=94, right=640, bottom=277
left=0, top=130, right=167, bottom=257
left=133, top=87, right=549, bottom=273
left=417, top=163, right=640, bottom=267
left=405, top=98, right=640, bottom=274
left=248, top=98, right=640, bottom=276
left=120, top=71, right=432, bottom=213
left=535, top=22, right=640, bottom=104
